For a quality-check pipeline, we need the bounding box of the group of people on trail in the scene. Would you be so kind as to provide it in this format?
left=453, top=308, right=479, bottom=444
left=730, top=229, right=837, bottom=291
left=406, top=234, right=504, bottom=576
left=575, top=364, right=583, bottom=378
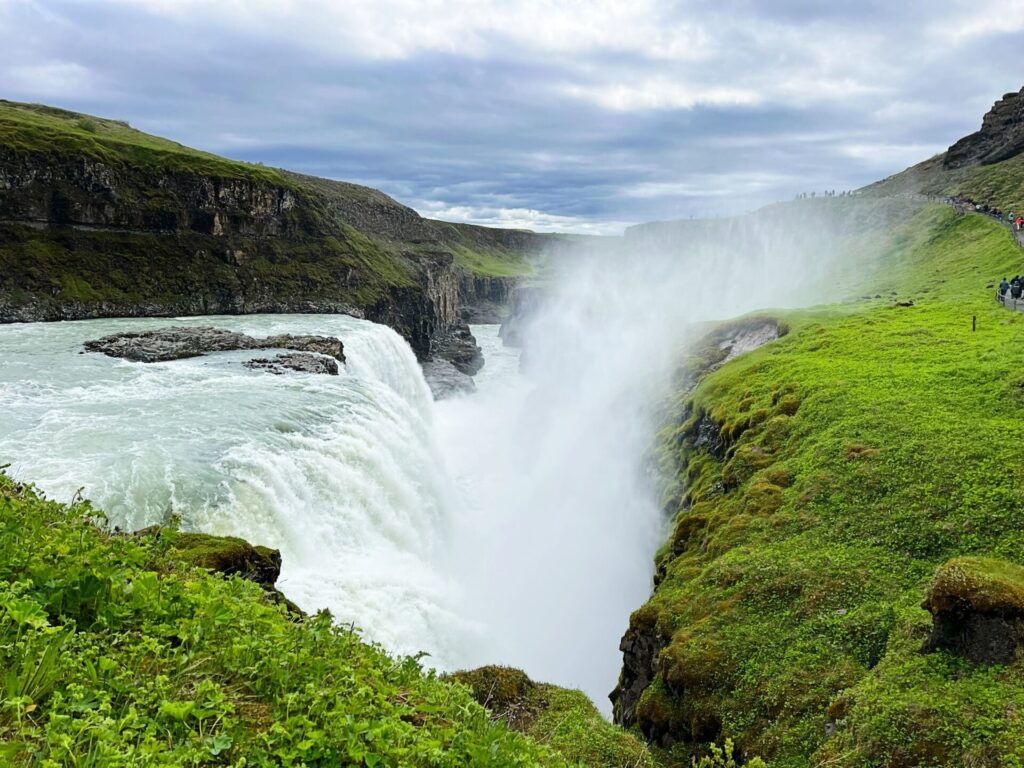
left=999, top=276, right=1024, bottom=299
left=958, top=197, right=1023, bottom=230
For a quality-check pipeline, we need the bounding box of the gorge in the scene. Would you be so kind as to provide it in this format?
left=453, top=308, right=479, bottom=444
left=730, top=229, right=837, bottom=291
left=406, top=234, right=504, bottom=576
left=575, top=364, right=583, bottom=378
left=4, top=85, right=1024, bottom=767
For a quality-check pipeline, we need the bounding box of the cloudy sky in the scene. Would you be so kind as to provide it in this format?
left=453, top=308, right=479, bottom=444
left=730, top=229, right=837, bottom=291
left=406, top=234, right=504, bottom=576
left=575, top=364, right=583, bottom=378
left=2, top=0, right=1022, bottom=234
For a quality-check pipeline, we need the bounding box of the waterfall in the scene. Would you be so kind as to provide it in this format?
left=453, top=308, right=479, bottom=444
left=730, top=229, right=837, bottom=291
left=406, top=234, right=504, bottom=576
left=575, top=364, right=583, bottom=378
left=0, top=314, right=474, bottom=665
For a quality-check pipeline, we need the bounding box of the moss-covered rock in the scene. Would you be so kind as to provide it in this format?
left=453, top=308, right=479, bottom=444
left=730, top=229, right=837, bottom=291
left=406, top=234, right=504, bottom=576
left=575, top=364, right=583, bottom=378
left=922, top=557, right=1024, bottom=663
left=449, top=665, right=655, bottom=767
left=162, top=531, right=282, bottom=589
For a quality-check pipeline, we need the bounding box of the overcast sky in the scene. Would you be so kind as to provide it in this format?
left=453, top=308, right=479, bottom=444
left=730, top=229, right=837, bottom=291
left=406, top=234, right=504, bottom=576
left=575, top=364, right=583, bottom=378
left=1, top=0, right=1022, bottom=234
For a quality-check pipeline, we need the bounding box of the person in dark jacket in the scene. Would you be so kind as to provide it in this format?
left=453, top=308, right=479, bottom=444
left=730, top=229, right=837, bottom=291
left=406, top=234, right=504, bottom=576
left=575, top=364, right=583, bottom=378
left=1000, top=277, right=1010, bottom=296
left=1011, top=280, right=1022, bottom=300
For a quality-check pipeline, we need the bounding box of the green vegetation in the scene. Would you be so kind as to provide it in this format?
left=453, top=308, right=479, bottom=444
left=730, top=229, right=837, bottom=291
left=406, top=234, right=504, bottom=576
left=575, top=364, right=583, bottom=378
left=949, top=153, right=1024, bottom=213
left=635, top=206, right=1024, bottom=766
left=925, top=556, right=1024, bottom=614
left=449, top=666, right=654, bottom=767
left=865, top=151, right=1024, bottom=214
left=447, top=244, right=533, bottom=277
left=0, top=473, right=595, bottom=766
left=0, top=222, right=415, bottom=315
left=0, top=100, right=290, bottom=185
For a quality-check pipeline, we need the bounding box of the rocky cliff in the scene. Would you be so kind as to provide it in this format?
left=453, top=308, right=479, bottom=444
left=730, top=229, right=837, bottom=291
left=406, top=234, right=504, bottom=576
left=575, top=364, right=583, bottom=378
left=0, top=101, right=555, bottom=359
left=944, top=86, right=1024, bottom=169
left=861, top=85, right=1024, bottom=214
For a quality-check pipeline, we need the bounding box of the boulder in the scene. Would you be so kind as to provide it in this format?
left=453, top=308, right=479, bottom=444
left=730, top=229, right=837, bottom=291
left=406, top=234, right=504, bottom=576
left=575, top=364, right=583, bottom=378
left=244, top=352, right=339, bottom=375
left=84, top=326, right=345, bottom=364
left=922, top=557, right=1024, bottom=663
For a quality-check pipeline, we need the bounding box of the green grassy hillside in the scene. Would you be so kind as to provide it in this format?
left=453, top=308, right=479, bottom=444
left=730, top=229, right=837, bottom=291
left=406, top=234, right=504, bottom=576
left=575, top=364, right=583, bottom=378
left=630, top=206, right=1024, bottom=766
left=864, top=151, right=1024, bottom=214
left=0, top=101, right=291, bottom=185
left=0, top=473, right=658, bottom=767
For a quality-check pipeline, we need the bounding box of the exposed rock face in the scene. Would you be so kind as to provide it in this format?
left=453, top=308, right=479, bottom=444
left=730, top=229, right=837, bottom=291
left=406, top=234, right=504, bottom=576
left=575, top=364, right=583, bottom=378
left=716, top=321, right=781, bottom=368
left=923, top=557, right=1024, bottom=664
left=421, top=359, right=476, bottom=399
left=430, top=324, right=484, bottom=375
left=459, top=273, right=519, bottom=323
left=0, top=148, right=299, bottom=236
left=945, top=87, right=1024, bottom=169
left=689, top=411, right=730, bottom=461
left=611, top=317, right=785, bottom=740
left=244, top=352, right=339, bottom=376
left=83, top=326, right=345, bottom=364
left=611, top=608, right=667, bottom=728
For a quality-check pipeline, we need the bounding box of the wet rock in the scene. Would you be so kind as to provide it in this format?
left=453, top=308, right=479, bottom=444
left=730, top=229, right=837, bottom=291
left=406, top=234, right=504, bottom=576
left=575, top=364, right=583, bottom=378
left=263, top=334, right=344, bottom=361
left=690, top=412, right=729, bottom=461
left=715, top=320, right=781, bottom=369
left=244, top=352, right=339, bottom=375
left=922, top=557, right=1024, bottom=663
left=84, top=326, right=345, bottom=364
left=421, top=359, right=476, bottom=399
left=611, top=606, right=666, bottom=728
left=430, top=322, right=484, bottom=375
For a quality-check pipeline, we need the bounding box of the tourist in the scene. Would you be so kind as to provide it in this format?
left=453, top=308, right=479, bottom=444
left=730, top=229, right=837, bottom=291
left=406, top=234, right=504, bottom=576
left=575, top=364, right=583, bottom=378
left=1000, top=277, right=1010, bottom=296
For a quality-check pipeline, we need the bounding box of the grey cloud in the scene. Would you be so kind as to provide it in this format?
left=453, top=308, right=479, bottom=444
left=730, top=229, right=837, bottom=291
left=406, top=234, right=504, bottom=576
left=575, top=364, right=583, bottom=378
left=0, top=0, right=1020, bottom=232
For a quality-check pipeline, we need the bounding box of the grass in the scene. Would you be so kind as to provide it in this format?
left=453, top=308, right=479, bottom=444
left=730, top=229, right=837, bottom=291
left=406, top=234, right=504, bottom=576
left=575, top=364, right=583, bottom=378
left=864, top=150, right=1024, bottom=214
left=0, top=101, right=290, bottom=185
left=631, top=205, right=1024, bottom=766
left=948, top=153, right=1024, bottom=214
left=0, top=222, right=415, bottom=315
left=446, top=244, right=534, bottom=277
left=0, top=473, right=605, bottom=766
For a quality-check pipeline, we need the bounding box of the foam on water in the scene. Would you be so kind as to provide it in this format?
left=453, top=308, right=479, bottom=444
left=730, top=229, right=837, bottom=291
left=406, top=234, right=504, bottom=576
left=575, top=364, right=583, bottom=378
left=0, top=314, right=471, bottom=664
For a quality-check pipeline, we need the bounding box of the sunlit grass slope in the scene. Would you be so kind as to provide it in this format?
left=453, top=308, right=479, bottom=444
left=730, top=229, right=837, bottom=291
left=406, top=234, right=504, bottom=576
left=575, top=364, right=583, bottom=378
left=0, top=473, right=653, bottom=767
left=638, top=206, right=1024, bottom=767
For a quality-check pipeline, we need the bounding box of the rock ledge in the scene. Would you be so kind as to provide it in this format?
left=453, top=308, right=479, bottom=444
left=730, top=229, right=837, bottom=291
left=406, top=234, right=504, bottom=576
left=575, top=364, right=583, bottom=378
left=84, top=326, right=345, bottom=369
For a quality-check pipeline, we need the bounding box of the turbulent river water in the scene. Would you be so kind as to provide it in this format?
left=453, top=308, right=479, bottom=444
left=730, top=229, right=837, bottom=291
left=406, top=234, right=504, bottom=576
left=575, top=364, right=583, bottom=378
left=0, top=313, right=658, bottom=712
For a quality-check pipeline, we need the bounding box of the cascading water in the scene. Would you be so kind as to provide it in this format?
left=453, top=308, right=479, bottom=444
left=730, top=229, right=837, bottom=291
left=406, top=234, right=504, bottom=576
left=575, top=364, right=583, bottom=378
left=0, top=314, right=474, bottom=664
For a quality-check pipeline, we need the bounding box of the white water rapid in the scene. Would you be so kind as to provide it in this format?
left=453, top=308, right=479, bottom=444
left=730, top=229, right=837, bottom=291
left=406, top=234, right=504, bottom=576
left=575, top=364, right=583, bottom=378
left=0, top=315, right=473, bottom=663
